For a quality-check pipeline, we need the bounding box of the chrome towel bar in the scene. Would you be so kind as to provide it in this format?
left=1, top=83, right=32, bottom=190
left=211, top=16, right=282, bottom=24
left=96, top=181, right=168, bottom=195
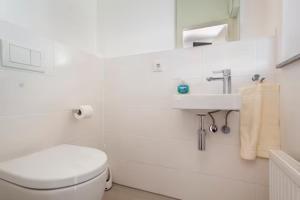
left=276, top=53, right=300, bottom=69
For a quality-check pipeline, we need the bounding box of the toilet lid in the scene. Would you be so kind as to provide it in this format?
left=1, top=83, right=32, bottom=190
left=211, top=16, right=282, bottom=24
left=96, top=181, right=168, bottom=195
left=0, top=145, right=107, bottom=190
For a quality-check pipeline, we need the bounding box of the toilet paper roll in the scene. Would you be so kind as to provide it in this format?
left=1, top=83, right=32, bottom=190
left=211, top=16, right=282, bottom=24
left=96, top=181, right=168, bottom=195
left=74, top=105, right=94, bottom=120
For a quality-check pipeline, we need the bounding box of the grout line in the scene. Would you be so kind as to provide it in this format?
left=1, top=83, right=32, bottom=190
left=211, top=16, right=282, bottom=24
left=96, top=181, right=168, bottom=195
left=113, top=158, right=269, bottom=187
left=106, top=183, right=180, bottom=200
left=0, top=109, right=84, bottom=119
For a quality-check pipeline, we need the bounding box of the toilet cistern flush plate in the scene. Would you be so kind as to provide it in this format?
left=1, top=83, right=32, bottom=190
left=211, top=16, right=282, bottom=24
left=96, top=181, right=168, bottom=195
left=173, top=94, right=241, bottom=112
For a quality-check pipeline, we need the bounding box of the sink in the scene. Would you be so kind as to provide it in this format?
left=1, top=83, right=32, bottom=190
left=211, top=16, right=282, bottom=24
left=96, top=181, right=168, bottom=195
left=173, top=94, right=241, bottom=113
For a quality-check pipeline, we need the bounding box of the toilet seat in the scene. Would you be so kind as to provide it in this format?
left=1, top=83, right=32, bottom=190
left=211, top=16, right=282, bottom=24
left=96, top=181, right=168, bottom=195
left=0, top=145, right=108, bottom=190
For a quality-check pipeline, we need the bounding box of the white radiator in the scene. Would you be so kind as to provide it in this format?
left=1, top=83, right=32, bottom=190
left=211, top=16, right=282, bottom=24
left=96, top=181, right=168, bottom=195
left=270, top=151, right=300, bottom=200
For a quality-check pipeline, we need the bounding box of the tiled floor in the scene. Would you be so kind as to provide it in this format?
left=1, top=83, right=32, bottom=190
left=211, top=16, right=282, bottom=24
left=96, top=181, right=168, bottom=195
left=103, top=184, right=177, bottom=200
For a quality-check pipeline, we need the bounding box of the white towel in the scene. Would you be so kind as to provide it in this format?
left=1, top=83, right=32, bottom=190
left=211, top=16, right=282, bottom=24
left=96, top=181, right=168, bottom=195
left=240, top=83, right=280, bottom=160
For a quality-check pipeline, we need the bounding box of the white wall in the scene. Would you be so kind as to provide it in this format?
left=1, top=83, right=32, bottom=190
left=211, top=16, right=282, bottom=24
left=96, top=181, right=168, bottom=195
left=97, top=0, right=281, bottom=57
left=104, top=37, right=276, bottom=200
left=0, top=21, right=104, bottom=161
left=0, top=0, right=280, bottom=57
left=0, top=0, right=98, bottom=53
left=97, top=0, right=175, bottom=58
left=0, top=0, right=175, bottom=57
left=240, top=0, right=282, bottom=40
left=277, top=0, right=300, bottom=160
left=278, top=62, right=300, bottom=161
left=280, top=0, right=300, bottom=62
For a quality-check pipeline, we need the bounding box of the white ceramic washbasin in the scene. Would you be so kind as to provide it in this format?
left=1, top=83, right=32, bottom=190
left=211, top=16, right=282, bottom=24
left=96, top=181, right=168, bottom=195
left=173, top=94, right=241, bottom=113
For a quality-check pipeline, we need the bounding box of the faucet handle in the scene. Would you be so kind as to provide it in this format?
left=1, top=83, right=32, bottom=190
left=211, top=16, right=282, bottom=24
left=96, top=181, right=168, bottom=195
left=213, top=69, right=231, bottom=76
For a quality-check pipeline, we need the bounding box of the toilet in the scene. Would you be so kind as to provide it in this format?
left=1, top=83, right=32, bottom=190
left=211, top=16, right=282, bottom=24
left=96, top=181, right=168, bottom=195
left=0, top=144, right=108, bottom=200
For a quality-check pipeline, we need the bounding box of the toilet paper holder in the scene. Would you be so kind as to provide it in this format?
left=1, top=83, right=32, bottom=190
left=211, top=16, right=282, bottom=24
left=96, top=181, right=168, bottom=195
left=72, top=105, right=94, bottom=120
left=72, top=109, right=81, bottom=115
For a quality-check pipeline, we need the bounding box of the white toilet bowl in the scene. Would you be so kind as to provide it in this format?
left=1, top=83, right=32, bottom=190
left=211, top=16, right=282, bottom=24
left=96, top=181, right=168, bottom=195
left=0, top=145, right=108, bottom=200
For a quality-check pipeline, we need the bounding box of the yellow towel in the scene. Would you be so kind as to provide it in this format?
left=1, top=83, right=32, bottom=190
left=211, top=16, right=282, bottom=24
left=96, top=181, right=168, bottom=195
left=240, top=83, right=280, bottom=160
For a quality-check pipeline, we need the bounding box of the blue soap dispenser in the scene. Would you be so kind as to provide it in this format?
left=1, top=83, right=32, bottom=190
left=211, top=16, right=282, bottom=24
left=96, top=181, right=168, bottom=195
left=177, top=80, right=190, bottom=94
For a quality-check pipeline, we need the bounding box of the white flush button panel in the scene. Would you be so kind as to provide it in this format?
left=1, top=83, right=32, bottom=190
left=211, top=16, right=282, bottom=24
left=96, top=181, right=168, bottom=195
left=1, top=40, right=45, bottom=73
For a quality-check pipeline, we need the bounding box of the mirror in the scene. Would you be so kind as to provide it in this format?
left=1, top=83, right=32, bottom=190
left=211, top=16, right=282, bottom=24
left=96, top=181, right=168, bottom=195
left=176, top=0, right=240, bottom=48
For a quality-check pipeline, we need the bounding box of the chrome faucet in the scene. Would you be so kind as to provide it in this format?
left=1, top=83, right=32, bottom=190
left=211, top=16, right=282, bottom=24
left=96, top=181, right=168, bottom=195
left=206, top=69, right=232, bottom=94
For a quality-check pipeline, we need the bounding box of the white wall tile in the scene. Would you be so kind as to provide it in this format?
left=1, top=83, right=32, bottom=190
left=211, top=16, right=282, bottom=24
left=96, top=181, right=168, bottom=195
left=0, top=22, right=104, bottom=161
left=104, top=38, right=275, bottom=200
left=181, top=171, right=257, bottom=200
left=0, top=19, right=275, bottom=200
left=278, top=61, right=300, bottom=160
left=255, top=185, right=269, bottom=200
